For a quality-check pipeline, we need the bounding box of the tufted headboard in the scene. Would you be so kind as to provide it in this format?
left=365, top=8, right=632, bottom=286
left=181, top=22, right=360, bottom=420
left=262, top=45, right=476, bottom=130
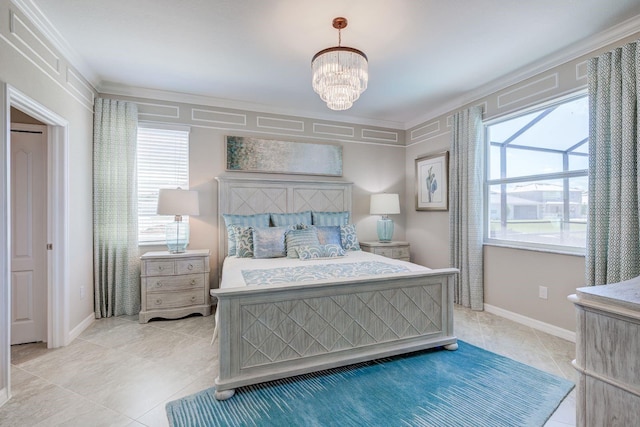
left=216, top=176, right=353, bottom=275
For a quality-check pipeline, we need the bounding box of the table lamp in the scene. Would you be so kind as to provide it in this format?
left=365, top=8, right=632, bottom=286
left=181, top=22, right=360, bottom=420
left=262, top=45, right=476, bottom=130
left=370, top=193, right=400, bottom=242
left=157, top=188, right=199, bottom=253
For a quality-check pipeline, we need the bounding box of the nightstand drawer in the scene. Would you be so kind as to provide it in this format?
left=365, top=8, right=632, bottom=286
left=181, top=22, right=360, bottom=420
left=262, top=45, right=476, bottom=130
left=147, top=290, right=205, bottom=309
left=144, top=260, right=175, bottom=276
left=393, top=247, right=410, bottom=259
left=375, top=247, right=394, bottom=258
left=176, top=258, right=205, bottom=274
left=145, top=273, right=204, bottom=292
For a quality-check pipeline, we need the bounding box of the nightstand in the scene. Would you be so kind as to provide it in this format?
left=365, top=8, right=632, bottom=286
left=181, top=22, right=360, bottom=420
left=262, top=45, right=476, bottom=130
left=139, top=249, right=211, bottom=323
left=360, top=241, right=410, bottom=261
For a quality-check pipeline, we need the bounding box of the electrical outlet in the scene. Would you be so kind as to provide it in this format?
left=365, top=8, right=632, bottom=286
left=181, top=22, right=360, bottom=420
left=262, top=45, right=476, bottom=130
left=80, top=286, right=86, bottom=300
left=538, top=286, right=548, bottom=300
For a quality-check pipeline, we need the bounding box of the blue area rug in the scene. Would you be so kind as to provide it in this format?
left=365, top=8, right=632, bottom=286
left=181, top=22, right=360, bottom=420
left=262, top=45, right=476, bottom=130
left=166, top=341, right=574, bottom=427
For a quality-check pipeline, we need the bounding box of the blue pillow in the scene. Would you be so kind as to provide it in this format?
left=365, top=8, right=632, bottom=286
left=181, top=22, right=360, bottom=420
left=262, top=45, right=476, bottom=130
left=223, top=213, right=270, bottom=256
left=312, top=211, right=350, bottom=226
left=270, top=211, right=312, bottom=227
left=285, top=228, right=320, bottom=258
left=340, top=224, right=361, bottom=251
left=316, top=226, right=342, bottom=247
left=253, top=226, right=292, bottom=259
left=297, top=244, right=346, bottom=260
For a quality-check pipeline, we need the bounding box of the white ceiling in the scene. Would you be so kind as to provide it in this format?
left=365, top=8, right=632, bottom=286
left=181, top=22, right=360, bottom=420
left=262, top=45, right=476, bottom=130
left=21, top=0, right=640, bottom=128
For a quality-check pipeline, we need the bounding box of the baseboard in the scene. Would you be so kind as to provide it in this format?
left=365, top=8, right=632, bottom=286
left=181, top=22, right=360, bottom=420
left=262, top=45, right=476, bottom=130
left=483, top=304, right=576, bottom=343
left=67, top=312, right=95, bottom=345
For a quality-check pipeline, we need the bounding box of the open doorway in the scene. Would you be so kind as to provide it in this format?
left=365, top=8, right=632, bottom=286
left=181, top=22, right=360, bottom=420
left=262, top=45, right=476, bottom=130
left=1, top=84, right=70, bottom=407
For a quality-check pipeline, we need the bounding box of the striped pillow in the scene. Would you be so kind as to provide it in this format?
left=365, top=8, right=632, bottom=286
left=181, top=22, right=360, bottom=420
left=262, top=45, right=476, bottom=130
left=270, top=211, right=312, bottom=227
left=285, top=228, right=320, bottom=258
left=312, top=211, right=350, bottom=226
left=223, top=213, right=270, bottom=256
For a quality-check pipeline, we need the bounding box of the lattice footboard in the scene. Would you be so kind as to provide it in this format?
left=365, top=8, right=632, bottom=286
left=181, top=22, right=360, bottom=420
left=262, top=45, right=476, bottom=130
left=212, top=269, right=458, bottom=399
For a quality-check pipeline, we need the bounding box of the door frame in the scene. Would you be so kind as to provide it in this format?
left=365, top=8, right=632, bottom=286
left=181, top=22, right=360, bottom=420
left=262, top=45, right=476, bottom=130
left=1, top=83, right=70, bottom=406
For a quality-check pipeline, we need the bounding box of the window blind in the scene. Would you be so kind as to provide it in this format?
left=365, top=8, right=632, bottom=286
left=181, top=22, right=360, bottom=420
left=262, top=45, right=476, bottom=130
left=137, top=126, right=190, bottom=244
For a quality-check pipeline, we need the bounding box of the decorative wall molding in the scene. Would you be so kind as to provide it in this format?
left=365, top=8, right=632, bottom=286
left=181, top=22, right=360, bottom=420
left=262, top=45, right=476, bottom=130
left=257, top=116, right=304, bottom=132
left=411, top=121, right=440, bottom=141
left=576, top=61, right=588, bottom=81
left=313, top=123, right=355, bottom=138
left=1, top=4, right=97, bottom=111
left=497, top=73, right=559, bottom=109
left=136, top=102, right=179, bottom=119
left=192, top=108, right=245, bottom=126
left=361, top=128, right=398, bottom=143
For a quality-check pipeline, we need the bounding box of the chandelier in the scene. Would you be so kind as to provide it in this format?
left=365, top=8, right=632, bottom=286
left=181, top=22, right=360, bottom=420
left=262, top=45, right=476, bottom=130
left=311, top=17, right=368, bottom=111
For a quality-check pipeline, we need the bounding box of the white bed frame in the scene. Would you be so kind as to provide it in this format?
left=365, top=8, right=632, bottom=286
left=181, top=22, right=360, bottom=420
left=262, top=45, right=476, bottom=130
left=211, top=176, right=458, bottom=400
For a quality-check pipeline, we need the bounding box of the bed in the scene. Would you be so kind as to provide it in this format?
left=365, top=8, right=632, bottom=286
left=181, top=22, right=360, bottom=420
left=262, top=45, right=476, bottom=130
left=211, top=176, right=458, bottom=400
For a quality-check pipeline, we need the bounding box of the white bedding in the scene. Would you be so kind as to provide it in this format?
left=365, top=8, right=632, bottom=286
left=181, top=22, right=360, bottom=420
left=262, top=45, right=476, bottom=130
left=220, top=250, right=429, bottom=289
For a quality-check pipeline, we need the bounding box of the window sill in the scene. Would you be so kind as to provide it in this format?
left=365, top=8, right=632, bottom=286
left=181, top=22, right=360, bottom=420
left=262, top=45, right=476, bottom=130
left=483, top=241, right=585, bottom=257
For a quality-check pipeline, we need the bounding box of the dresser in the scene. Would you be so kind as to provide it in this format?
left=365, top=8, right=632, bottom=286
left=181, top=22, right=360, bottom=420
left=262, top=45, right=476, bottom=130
left=360, top=241, right=410, bottom=262
left=139, top=249, right=211, bottom=323
left=568, top=278, right=640, bottom=426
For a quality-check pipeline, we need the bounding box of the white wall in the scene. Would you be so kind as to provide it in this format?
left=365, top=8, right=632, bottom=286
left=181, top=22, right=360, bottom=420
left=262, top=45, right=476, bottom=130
left=405, top=30, right=640, bottom=333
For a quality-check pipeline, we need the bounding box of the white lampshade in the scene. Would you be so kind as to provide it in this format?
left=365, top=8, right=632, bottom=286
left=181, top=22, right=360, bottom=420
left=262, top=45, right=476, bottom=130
left=157, top=188, right=199, bottom=253
left=370, top=193, right=400, bottom=215
left=157, top=188, right=199, bottom=216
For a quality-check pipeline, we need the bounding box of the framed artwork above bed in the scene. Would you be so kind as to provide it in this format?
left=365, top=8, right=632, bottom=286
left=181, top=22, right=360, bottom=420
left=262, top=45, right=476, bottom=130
left=226, top=135, right=343, bottom=176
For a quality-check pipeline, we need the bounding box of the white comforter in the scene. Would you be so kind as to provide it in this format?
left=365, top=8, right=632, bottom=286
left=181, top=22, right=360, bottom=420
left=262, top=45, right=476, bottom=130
left=220, top=250, right=429, bottom=290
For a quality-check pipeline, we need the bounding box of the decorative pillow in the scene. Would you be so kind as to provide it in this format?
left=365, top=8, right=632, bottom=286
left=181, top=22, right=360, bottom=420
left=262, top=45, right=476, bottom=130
left=252, top=226, right=292, bottom=259
left=270, top=211, right=312, bottom=227
left=312, top=211, right=350, bottom=226
left=285, top=228, right=320, bottom=258
left=223, top=213, right=270, bottom=256
left=297, top=244, right=346, bottom=260
left=340, top=224, right=361, bottom=251
left=316, top=226, right=342, bottom=247
left=232, top=225, right=254, bottom=258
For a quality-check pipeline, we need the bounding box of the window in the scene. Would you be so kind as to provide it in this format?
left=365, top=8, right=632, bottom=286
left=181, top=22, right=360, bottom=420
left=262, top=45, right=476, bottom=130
left=137, top=125, right=190, bottom=244
left=485, top=95, right=588, bottom=252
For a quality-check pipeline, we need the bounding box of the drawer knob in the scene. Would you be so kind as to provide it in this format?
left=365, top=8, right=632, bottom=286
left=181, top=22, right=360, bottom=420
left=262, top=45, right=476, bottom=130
left=158, top=266, right=163, bottom=271
left=188, top=264, right=194, bottom=270
left=155, top=299, right=163, bottom=305
left=190, top=279, right=196, bottom=285
left=156, top=281, right=163, bottom=288
left=191, top=296, right=196, bottom=302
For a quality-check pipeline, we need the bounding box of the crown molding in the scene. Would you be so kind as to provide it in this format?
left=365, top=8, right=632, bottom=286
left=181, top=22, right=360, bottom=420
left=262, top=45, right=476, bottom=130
left=11, top=0, right=100, bottom=88
left=98, top=82, right=406, bottom=130
left=404, top=13, right=640, bottom=130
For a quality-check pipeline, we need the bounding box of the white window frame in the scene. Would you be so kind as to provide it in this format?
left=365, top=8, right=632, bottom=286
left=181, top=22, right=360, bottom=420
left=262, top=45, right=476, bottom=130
left=137, top=123, right=191, bottom=245
left=483, top=92, right=588, bottom=255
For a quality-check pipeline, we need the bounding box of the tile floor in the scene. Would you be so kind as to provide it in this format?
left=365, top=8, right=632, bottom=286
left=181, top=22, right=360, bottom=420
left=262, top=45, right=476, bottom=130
left=1, top=305, right=576, bottom=426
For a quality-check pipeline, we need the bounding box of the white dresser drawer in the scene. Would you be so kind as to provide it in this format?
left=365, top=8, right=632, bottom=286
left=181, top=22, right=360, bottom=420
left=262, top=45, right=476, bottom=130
left=145, top=273, right=205, bottom=292
left=147, top=290, right=205, bottom=309
left=392, top=247, right=410, bottom=260
left=145, top=260, right=175, bottom=276
left=176, top=258, right=205, bottom=274
left=375, top=247, right=394, bottom=258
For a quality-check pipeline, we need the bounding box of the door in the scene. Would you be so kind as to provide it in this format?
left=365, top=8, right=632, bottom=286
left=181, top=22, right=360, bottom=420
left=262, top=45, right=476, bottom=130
left=10, top=124, right=47, bottom=345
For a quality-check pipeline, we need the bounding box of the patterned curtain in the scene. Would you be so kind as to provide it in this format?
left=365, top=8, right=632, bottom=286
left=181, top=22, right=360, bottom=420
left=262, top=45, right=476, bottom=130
left=449, top=106, right=484, bottom=310
left=586, top=40, right=640, bottom=286
left=93, top=98, right=140, bottom=317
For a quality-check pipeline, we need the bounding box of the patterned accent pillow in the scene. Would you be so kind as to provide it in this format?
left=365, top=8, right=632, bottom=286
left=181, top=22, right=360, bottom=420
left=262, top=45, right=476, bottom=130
left=316, top=226, right=342, bottom=247
left=223, top=213, right=270, bottom=256
left=233, top=226, right=254, bottom=258
left=270, top=211, right=312, bottom=227
left=252, top=226, right=292, bottom=259
left=285, top=228, right=320, bottom=258
left=297, top=244, right=346, bottom=260
left=340, top=224, right=361, bottom=251
left=312, top=211, right=350, bottom=226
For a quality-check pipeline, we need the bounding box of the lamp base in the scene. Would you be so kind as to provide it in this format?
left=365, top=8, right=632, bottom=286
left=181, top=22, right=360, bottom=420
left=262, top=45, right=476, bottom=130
left=377, top=218, right=394, bottom=242
left=166, top=221, right=189, bottom=253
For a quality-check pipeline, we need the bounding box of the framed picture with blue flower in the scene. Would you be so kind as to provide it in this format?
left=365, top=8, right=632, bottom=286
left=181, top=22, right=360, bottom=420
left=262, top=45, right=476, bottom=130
left=415, top=151, right=449, bottom=211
